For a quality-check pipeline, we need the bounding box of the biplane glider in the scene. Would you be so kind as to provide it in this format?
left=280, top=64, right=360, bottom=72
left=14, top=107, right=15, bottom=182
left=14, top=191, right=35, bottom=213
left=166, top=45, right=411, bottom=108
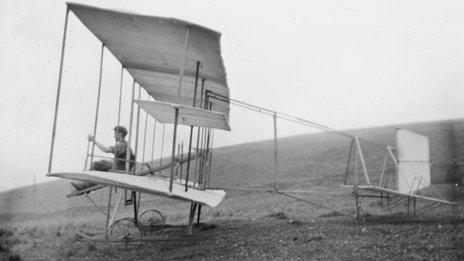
left=46, top=2, right=230, bottom=250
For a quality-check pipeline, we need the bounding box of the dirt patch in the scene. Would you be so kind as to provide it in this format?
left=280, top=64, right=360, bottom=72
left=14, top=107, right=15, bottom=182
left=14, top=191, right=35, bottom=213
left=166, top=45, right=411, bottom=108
left=5, top=216, right=464, bottom=260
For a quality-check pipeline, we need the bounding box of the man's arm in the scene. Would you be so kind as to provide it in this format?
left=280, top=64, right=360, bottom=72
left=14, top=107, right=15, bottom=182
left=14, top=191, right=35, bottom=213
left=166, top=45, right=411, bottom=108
left=88, top=134, right=112, bottom=153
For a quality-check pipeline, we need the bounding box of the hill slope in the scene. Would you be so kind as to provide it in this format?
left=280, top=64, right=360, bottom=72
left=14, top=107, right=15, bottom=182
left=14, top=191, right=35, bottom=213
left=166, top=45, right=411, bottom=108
left=1, top=118, right=463, bottom=218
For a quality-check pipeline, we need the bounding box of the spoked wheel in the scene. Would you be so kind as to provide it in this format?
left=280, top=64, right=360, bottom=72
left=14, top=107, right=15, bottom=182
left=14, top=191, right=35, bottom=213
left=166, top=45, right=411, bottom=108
left=139, top=209, right=166, bottom=234
left=107, top=217, right=142, bottom=251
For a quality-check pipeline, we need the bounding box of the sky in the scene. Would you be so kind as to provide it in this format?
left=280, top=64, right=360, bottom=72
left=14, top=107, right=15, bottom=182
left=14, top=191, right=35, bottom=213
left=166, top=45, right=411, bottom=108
left=1, top=0, right=464, bottom=192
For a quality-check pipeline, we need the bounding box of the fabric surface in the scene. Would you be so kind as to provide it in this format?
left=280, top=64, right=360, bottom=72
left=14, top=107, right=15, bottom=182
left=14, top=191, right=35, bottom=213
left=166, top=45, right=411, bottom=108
left=68, top=3, right=230, bottom=117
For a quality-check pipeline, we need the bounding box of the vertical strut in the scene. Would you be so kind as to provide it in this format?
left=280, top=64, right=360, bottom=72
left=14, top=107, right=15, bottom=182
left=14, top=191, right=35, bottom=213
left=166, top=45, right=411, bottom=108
left=48, top=7, right=69, bottom=173
left=125, top=81, right=136, bottom=173
left=105, top=187, right=113, bottom=241
left=90, top=44, right=106, bottom=166
left=355, top=137, right=370, bottom=185
left=117, top=66, right=124, bottom=126
left=185, top=61, right=201, bottom=191
left=169, top=108, right=180, bottom=192
left=195, top=79, right=205, bottom=186
left=343, top=139, right=354, bottom=185
left=159, top=124, right=165, bottom=174
left=151, top=119, right=157, bottom=168
left=273, top=113, right=278, bottom=190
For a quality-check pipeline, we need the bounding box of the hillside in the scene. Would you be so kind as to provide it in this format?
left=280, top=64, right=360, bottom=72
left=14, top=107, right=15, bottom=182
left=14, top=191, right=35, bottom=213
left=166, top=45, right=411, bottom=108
left=1, top=118, right=463, bottom=219
left=1, top=119, right=464, bottom=260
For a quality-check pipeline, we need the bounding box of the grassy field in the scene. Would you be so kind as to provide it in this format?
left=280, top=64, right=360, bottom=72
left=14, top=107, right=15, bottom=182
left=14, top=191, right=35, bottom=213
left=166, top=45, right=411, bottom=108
left=1, top=119, right=464, bottom=260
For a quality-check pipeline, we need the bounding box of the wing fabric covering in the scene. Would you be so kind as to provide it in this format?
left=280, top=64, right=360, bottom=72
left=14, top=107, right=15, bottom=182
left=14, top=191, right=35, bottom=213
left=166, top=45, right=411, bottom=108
left=47, top=171, right=226, bottom=207
left=67, top=2, right=230, bottom=117
left=135, top=100, right=230, bottom=130
left=396, top=129, right=431, bottom=194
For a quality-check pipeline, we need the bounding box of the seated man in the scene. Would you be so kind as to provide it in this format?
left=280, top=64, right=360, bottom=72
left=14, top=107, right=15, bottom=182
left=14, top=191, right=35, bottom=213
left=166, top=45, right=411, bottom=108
left=71, top=126, right=135, bottom=190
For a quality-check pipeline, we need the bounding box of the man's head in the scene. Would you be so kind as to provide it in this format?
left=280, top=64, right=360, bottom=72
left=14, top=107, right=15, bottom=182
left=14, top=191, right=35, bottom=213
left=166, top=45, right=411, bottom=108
left=113, top=126, right=128, bottom=141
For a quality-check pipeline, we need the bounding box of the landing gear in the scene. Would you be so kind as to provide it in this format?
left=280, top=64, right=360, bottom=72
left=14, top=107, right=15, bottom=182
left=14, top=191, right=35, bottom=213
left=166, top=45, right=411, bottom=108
left=107, top=217, right=142, bottom=251
left=139, top=209, right=166, bottom=234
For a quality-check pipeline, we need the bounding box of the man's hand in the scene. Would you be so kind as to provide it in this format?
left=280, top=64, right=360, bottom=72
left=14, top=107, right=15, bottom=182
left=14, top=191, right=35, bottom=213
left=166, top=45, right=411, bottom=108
left=87, top=134, right=95, bottom=142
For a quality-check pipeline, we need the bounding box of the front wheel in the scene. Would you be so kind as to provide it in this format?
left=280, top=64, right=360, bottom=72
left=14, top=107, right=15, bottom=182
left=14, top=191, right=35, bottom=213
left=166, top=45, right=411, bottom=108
left=107, top=217, right=142, bottom=251
left=139, top=209, right=166, bottom=234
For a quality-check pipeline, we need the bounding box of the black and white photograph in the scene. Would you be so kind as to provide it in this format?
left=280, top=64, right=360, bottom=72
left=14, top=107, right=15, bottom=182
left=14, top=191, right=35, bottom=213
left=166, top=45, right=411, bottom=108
left=1, top=0, right=463, bottom=260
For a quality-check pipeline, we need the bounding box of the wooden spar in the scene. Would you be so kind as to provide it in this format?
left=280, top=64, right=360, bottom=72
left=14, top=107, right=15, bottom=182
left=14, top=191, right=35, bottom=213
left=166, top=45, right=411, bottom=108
left=90, top=44, right=105, bottom=166
left=194, top=79, right=205, bottom=186
left=386, top=146, right=398, bottom=166
left=83, top=142, right=91, bottom=170
left=199, top=95, right=210, bottom=187
left=354, top=137, right=358, bottom=187
left=125, top=81, right=136, bottom=173
left=177, top=144, right=181, bottom=178
left=48, top=7, right=70, bottom=173
left=108, top=191, right=123, bottom=226
left=132, top=86, right=142, bottom=209
left=33, top=174, right=36, bottom=217
left=185, top=61, right=201, bottom=191
left=343, top=139, right=354, bottom=185
left=169, top=108, right=180, bottom=192
left=355, top=136, right=370, bottom=185
left=151, top=118, right=157, bottom=167
left=132, top=191, right=138, bottom=225
left=386, top=146, right=399, bottom=189
left=187, top=203, right=197, bottom=235
left=204, top=102, right=213, bottom=186
left=273, top=113, right=278, bottom=190
left=379, top=151, right=388, bottom=187
left=207, top=129, right=215, bottom=186
left=159, top=123, right=165, bottom=174
left=117, top=66, right=124, bottom=125
left=104, top=187, right=113, bottom=241
left=133, top=85, right=142, bottom=173
left=176, top=25, right=191, bottom=104
left=180, top=142, right=184, bottom=179
left=141, top=94, right=150, bottom=162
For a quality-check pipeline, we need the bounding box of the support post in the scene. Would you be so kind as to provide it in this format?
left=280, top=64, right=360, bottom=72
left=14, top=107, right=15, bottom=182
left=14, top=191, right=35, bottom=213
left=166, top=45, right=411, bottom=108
left=343, top=139, right=354, bottom=185
left=187, top=203, right=197, bottom=235
left=273, top=113, right=278, bottom=190
left=379, top=151, right=388, bottom=187
left=108, top=192, right=124, bottom=227
left=117, top=66, right=124, bottom=126
left=132, top=191, right=138, bottom=225
left=354, top=139, right=358, bottom=187
left=33, top=174, right=36, bottom=218
left=151, top=119, right=157, bottom=168
left=169, top=108, right=180, bottom=192
left=185, top=61, right=201, bottom=191
left=355, top=137, right=370, bottom=185
left=133, top=85, right=142, bottom=173
left=105, top=187, right=113, bottom=241
left=159, top=123, right=166, bottom=174
left=125, top=81, right=136, bottom=173
left=197, top=204, right=202, bottom=224
left=90, top=44, right=105, bottom=166
left=48, top=7, right=70, bottom=173
left=194, top=79, right=205, bottom=186
left=142, top=95, right=149, bottom=163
